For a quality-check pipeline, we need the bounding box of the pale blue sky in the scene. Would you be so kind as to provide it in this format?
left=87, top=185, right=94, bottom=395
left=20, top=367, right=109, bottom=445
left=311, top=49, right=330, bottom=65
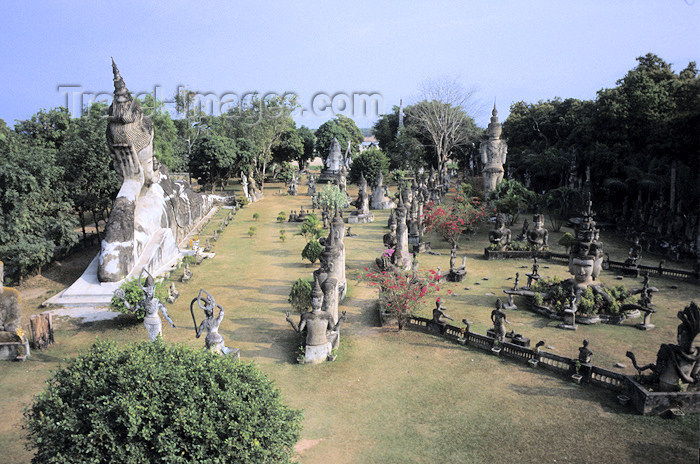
left=1, top=0, right=697, bottom=129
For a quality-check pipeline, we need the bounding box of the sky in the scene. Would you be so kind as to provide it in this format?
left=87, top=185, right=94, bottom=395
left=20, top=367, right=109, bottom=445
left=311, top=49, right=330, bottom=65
left=0, top=0, right=697, bottom=130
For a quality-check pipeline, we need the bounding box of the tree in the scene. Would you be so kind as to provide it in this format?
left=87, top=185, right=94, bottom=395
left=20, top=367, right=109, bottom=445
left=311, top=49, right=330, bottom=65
left=542, top=186, right=583, bottom=231
left=409, top=77, right=480, bottom=172
left=58, top=102, right=119, bottom=243
left=220, top=94, right=298, bottom=183
left=301, top=239, right=323, bottom=264
left=271, top=126, right=304, bottom=168
left=316, top=185, right=348, bottom=211
left=140, top=94, right=183, bottom=171
left=423, top=193, right=491, bottom=247
left=174, top=87, right=208, bottom=170
left=314, top=115, right=363, bottom=163
left=348, top=147, right=389, bottom=186
left=24, top=339, right=302, bottom=464
left=189, top=134, right=241, bottom=192
left=488, top=179, right=536, bottom=226
left=0, top=135, right=77, bottom=279
left=296, top=125, right=316, bottom=167
left=14, top=107, right=71, bottom=150
left=288, top=278, right=312, bottom=313
left=298, top=214, right=323, bottom=240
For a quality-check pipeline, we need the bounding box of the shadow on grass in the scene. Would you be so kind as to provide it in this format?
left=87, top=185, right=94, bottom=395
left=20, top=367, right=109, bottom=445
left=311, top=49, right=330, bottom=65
left=76, top=315, right=141, bottom=333
left=627, top=441, right=696, bottom=464
left=228, top=315, right=300, bottom=364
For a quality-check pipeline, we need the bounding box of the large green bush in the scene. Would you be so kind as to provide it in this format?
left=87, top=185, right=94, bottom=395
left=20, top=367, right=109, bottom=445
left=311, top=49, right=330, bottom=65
left=288, top=278, right=312, bottom=313
left=24, top=339, right=302, bottom=464
left=301, top=239, right=323, bottom=264
left=109, top=276, right=168, bottom=320
left=348, top=147, right=389, bottom=186
left=316, top=184, right=348, bottom=211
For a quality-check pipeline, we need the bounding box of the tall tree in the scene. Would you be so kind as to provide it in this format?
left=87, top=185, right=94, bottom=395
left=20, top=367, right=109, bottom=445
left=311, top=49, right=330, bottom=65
left=314, top=115, right=363, bottom=163
left=408, top=77, right=480, bottom=172
left=58, top=103, right=119, bottom=243
left=140, top=94, right=183, bottom=171
left=14, top=107, right=71, bottom=150
left=0, top=135, right=77, bottom=279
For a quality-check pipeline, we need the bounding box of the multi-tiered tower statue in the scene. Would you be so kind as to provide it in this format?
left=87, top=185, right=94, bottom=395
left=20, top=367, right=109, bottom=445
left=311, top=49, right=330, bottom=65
left=480, top=104, right=508, bottom=196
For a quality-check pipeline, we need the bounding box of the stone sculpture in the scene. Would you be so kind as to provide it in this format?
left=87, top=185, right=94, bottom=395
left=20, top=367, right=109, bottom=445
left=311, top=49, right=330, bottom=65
left=489, top=214, right=512, bottom=250
left=526, top=214, right=549, bottom=250
left=287, top=173, right=298, bottom=196
left=480, top=104, right=508, bottom=196
left=166, top=282, right=179, bottom=304
left=566, top=197, right=605, bottom=292
left=181, top=263, right=193, bottom=282
left=627, top=302, right=700, bottom=392
left=394, top=196, right=411, bottom=271
left=313, top=209, right=346, bottom=322
left=247, top=171, right=263, bottom=202
left=99, top=60, right=212, bottom=282
left=114, top=269, right=175, bottom=340
left=307, top=173, right=316, bottom=196
left=490, top=298, right=509, bottom=342
left=447, top=242, right=466, bottom=282
left=190, top=289, right=235, bottom=356
left=624, top=274, right=660, bottom=330
left=525, top=258, right=541, bottom=289
left=578, top=339, right=593, bottom=364
left=286, top=277, right=347, bottom=364
left=431, top=298, right=454, bottom=333
left=348, top=174, right=374, bottom=223
left=370, top=171, right=395, bottom=210
left=0, top=261, right=30, bottom=361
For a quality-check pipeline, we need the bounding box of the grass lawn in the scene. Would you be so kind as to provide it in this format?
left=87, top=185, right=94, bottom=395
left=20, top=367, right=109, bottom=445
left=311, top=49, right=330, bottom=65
left=2, top=181, right=699, bottom=463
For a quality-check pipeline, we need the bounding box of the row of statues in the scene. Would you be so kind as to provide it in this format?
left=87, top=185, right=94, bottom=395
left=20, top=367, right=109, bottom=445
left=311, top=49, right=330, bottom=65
left=488, top=213, right=549, bottom=251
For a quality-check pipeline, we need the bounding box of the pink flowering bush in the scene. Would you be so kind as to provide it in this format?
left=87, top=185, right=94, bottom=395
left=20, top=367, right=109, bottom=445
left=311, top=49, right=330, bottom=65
left=362, top=266, right=439, bottom=329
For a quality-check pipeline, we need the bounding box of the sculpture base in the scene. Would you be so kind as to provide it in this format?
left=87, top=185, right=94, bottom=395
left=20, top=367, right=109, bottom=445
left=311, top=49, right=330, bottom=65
left=302, top=342, right=333, bottom=364
left=345, top=213, right=374, bottom=224
left=635, top=323, right=655, bottom=331
left=558, top=323, right=577, bottom=330
left=447, top=269, right=466, bottom=282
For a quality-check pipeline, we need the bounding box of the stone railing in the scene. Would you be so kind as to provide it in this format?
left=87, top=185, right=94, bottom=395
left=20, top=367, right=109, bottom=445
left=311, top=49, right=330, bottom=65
left=484, top=247, right=698, bottom=283
left=404, top=315, right=699, bottom=415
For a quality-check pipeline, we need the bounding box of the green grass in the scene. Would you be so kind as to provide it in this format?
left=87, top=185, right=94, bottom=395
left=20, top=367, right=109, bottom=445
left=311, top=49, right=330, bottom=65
left=2, top=182, right=698, bottom=463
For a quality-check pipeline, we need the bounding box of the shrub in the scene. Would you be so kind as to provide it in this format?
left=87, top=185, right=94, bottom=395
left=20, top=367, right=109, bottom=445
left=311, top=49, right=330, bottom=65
left=361, top=267, right=439, bottom=330
left=248, top=226, right=257, bottom=238
left=316, top=184, right=348, bottom=211
left=298, top=214, right=323, bottom=240
left=288, top=278, right=313, bottom=313
left=348, top=147, right=389, bottom=186
left=301, top=239, right=323, bottom=264
left=109, top=276, right=168, bottom=320
left=558, top=232, right=575, bottom=253
left=280, top=229, right=287, bottom=242
left=24, top=339, right=302, bottom=464
left=253, top=212, right=260, bottom=221
left=277, top=211, right=287, bottom=223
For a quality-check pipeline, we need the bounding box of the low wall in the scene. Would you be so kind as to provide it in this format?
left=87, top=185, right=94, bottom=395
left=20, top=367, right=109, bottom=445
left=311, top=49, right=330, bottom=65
left=404, top=315, right=699, bottom=415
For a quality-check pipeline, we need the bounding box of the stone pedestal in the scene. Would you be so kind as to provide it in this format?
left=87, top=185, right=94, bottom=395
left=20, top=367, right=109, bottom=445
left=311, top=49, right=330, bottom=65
left=345, top=212, right=375, bottom=224
left=447, top=269, right=466, bottom=282
left=559, top=308, right=577, bottom=330
left=302, top=342, right=332, bottom=364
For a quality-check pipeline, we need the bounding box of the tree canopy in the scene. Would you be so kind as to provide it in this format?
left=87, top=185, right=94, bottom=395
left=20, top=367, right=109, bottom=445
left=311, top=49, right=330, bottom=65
left=314, top=115, right=363, bottom=163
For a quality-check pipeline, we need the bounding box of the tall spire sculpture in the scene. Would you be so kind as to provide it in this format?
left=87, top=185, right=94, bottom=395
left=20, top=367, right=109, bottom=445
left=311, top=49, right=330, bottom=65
left=480, top=102, right=508, bottom=196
